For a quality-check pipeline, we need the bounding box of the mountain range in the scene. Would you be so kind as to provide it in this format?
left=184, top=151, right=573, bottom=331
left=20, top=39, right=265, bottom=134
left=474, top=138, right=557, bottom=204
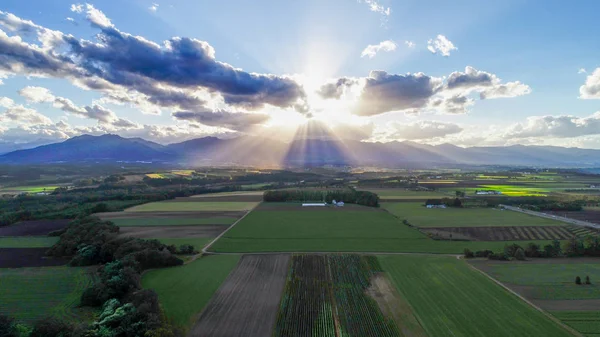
left=1, top=133, right=600, bottom=168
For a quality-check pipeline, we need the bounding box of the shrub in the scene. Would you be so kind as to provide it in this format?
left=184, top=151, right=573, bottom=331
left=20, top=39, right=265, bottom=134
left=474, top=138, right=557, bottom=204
left=475, top=250, right=493, bottom=258
left=178, top=244, right=197, bottom=255
left=525, top=242, right=541, bottom=258
left=504, top=243, right=523, bottom=258
left=488, top=252, right=510, bottom=261
left=0, top=314, right=17, bottom=337
left=586, top=276, right=591, bottom=285
left=463, top=248, right=474, bottom=258
left=30, top=317, right=81, bottom=337
left=576, top=276, right=582, bottom=285
left=514, top=248, right=526, bottom=261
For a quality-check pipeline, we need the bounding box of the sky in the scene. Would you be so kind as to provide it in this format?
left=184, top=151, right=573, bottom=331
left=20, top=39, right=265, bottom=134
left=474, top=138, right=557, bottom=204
left=1, top=0, right=600, bottom=149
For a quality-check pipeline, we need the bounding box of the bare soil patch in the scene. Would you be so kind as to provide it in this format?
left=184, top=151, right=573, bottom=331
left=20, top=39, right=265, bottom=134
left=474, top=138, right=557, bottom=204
left=0, top=220, right=70, bottom=236
left=189, top=254, right=290, bottom=337
left=96, top=211, right=245, bottom=220
left=119, top=225, right=227, bottom=239
left=366, top=273, right=427, bottom=337
left=421, top=226, right=573, bottom=241
left=0, top=248, right=69, bottom=268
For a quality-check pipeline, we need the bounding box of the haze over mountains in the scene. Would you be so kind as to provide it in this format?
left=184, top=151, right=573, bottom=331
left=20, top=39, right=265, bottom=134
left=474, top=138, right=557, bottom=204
left=2, top=132, right=600, bottom=168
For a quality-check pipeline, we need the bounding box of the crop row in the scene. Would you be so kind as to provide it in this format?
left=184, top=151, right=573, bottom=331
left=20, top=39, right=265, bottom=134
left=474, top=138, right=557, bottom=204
left=274, top=254, right=399, bottom=337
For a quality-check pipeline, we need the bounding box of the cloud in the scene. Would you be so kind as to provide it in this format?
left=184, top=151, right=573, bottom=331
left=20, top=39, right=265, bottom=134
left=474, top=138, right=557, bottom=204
left=579, top=68, right=600, bottom=99
left=359, top=0, right=391, bottom=16
left=578, top=68, right=587, bottom=74
left=361, top=40, right=396, bottom=58
left=316, top=78, right=358, bottom=99
left=172, top=110, right=270, bottom=131
left=1, top=105, right=52, bottom=125
left=504, top=113, right=600, bottom=139
left=405, top=40, right=415, bottom=48
left=446, top=66, right=494, bottom=90
left=430, top=95, right=475, bottom=114
left=480, top=81, right=531, bottom=99
left=353, top=71, right=443, bottom=116
left=0, top=97, right=15, bottom=108
left=385, top=120, right=463, bottom=140
left=0, top=6, right=307, bottom=121
left=149, top=3, right=159, bottom=12
left=66, top=17, right=77, bottom=25
left=427, top=35, right=457, bottom=57
left=446, top=66, right=531, bottom=99
left=18, top=86, right=55, bottom=102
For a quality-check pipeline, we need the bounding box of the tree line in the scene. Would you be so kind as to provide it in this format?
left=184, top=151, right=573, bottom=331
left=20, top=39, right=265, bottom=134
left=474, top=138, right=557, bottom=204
left=464, top=236, right=600, bottom=260
left=263, top=189, right=380, bottom=207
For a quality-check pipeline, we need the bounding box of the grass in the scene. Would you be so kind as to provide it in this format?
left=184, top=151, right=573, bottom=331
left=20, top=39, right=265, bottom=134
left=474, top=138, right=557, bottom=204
left=382, top=202, right=564, bottom=227
left=0, top=267, right=95, bottom=323
left=0, top=185, right=60, bottom=193
left=108, top=217, right=237, bottom=227
left=551, top=312, right=600, bottom=337
left=379, top=255, right=573, bottom=337
left=359, top=188, right=450, bottom=199
left=209, top=207, right=559, bottom=253
left=126, top=201, right=258, bottom=212
left=152, top=237, right=213, bottom=250
left=480, top=262, right=600, bottom=300
left=0, top=236, right=59, bottom=248
left=141, top=255, right=240, bottom=329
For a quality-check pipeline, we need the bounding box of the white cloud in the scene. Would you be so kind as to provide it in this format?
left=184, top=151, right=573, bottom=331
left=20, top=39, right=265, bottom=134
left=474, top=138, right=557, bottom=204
left=360, top=40, right=397, bottom=58
left=578, top=68, right=587, bottom=74
left=19, top=86, right=55, bottom=103
left=0, top=97, right=15, bottom=108
left=384, top=120, right=464, bottom=140
left=360, top=0, right=391, bottom=16
left=427, top=35, right=457, bottom=57
left=70, top=3, right=113, bottom=28
left=405, top=40, right=415, bottom=48
left=149, top=3, right=159, bottom=12
left=579, top=68, right=600, bottom=99
left=480, top=81, right=531, bottom=99
left=503, top=113, right=600, bottom=139
left=1, top=105, right=52, bottom=125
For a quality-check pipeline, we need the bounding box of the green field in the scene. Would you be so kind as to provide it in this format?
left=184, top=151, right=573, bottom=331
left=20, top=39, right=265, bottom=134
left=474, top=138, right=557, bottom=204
left=108, top=217, right=237, bottom=227
left=0, top=267, right=95, bottom=323
left=209, top=207, right=559, bottom=253
left=359, top=189, right=450, bottom=199
left=141, top=255, right=240, bottom=328
left=153, top=237, right=213, bottom=250
left=0, top=236, right=59, bottom=248
left=379, top=255, right=572, bottom=337
left=126, top=201, right=258, bottom=212
left=479, top=262, right=600, bottom=300
left=552, top=311, right=600, bottom=337
left=0, top=185, right=60, bottom=193
left=383, top=202, right=564, bottom=227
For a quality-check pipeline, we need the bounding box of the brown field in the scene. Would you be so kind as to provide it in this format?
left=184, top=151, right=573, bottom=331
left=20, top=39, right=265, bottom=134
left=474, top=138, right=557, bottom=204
left=119, top=225, right=227, bottom=239
left=189, top=254, right=290, bottom=337
left=0, top=248, right=69, bottom=268
left=0, top=220, right=70, bottom=236
left=421, top=226, right=573, bottom=241
left=544, top=210, right=600, bottom=225
left=96, top=211, right=246, bottom=220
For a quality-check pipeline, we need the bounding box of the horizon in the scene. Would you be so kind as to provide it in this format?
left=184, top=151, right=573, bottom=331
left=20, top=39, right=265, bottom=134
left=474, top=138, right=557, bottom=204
left=2, top=1, right=600, bottom=151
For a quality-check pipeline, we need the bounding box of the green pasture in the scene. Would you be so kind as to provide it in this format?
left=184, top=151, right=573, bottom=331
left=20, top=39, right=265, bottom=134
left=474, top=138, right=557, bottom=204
left=0, top=185, right=60, bottom=193
left=359, top=188, right=450, bottom=199
left=0, top=236, right=59, bottom=248
left=0, top=267, right=95, bottom=323
left=382, top=202, right=564, bottom=228
left=552, top=312, right=600, bottom=337
left=141, top=255, right=240, bottom=328
left=153, top=237, right=213, bottom=250
left=480, top=262, right=600, bottom=300
left=126, top=201, right=258, bottom=212
left=380, top=255, right=573, bottom=337
left=108, top=217, right=237, bottom=227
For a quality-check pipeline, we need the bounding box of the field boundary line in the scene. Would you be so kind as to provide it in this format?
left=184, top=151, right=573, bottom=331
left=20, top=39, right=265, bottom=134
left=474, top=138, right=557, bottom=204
left=201, top=203, right=258, bottom=255
left=500, top=204, right=600, bottom=230
left=466, top=262, right=583, bottom=337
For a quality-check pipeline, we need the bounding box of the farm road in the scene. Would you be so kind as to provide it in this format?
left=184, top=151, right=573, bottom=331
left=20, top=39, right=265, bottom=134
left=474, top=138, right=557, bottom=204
left=500, top=205, right=600, bottom=230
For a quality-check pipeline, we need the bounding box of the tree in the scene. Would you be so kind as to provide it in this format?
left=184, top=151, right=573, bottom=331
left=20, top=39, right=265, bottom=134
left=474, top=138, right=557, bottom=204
left=525, top=242, right=541, bottom=257
left=463, top=248, right=474, bottom=258
left=586, top=276, right=591, bottom=285
left=563, top=237, right=584, bottom=257
left=0, top=314, right=17, bottom=337
left=576, top=276, right=582, bottom=285
left=514, top=248, right=525, bottom=260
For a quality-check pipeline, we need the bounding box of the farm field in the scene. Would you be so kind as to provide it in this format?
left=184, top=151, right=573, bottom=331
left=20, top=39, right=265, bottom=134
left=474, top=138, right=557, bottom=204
left=125, top=201, right=258, bottom=212
left=0, top=236, right=58, bottom=248
left=191, top=191, right=264, bottom=197
left=552, top=311, right=600, bottom=337
left=107, top=217, right=237, bottom=227
left=118, top=225, right=227, bottom=239
left=0, top=219, right=70, bottom=236
left=275, top=254, right=406, bottom=337
left=380, top=255, right=573, bottom=337
left=141, top=255, right=240, bottom=328
left=153, top=237, right=212, bottom=249
left=0, top=185, right=60, bottom=193
left=191, top=254, right=290, bottom=337
left=383, top=202, right=564, bottom=227
left=0, top=248, right=69, bottom=268
left=359, top=188, right=450, bottom=200
left=420, top=226, right=574, bottom=241
left=545, top=210, right=600, bottom=225
left=0, top=267, right=96, bottom=323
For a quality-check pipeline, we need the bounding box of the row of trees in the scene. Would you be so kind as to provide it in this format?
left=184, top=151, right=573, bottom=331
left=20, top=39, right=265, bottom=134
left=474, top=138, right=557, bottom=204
left=465, top=236, right=600, bottom=260
left=263, top=189, right=380, bottom=207
left=425, top=198, right=463, bottom=208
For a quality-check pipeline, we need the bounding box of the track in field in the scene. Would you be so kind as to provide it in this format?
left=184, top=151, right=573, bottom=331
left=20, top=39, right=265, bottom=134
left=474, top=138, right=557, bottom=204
left=189, top=254, right=290, bottom=337
left=275, top=254, right=401, bottom=337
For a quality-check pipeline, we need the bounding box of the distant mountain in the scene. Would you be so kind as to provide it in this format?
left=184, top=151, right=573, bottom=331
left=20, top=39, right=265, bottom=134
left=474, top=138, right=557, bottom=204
left=0, top=138, right=57, bottom=155
left=2, top=133, right=600, bottom=168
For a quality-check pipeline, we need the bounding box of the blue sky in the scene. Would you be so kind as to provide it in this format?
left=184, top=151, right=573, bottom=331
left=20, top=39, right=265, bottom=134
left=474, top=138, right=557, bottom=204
left=1, top=0, right=600, bottom=148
